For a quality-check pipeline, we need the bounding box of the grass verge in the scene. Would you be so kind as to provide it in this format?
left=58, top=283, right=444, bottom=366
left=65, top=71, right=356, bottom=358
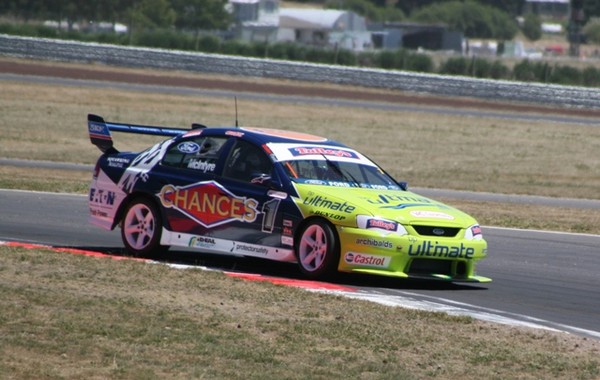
left=1, top=245, right=599, bottom=380
left=439, top=197, right=600, bottom=235
left=0, top=166, right=90, bottom=194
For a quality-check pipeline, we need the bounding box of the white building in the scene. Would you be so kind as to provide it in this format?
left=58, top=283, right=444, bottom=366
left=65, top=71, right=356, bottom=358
left=228, top=0, right=372, bottom=51
left=278, top=9, right=372, bottom=51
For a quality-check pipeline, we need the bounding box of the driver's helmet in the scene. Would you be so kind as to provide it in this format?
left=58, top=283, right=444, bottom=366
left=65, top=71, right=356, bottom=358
left=246, top=152, right=262, bottom=172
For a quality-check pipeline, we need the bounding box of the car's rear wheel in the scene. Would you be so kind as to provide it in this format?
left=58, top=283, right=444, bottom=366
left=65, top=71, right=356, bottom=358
left=295, top=219, right=340, bottom=279
left=121, top=198, right=163, bottom=257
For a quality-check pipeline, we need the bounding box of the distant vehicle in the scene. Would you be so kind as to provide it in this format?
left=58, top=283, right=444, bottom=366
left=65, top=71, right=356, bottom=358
left=87, top=114, right=490, bottom=282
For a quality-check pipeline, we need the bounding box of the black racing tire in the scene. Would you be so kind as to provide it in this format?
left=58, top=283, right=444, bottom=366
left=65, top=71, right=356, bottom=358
left=295, top=219, right=340, bottom=279
left=120, top=197, right=164, bottom=257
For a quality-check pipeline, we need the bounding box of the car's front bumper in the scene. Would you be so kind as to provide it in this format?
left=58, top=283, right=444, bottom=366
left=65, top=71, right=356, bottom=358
left=336, top=226, right=491, bottom=283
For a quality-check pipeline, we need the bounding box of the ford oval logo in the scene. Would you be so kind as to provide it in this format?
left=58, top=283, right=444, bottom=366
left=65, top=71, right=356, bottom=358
left=432, top=228, right=445, bottom=236
left=177, top=141, right=200, bottom=154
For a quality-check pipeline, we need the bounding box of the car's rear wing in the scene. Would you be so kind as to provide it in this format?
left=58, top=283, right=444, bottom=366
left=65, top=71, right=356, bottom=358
left=87, top=114, right=198, bottom=153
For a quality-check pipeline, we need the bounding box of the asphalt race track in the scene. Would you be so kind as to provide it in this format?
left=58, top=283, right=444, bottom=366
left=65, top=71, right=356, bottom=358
left=1, top=189, right=599, bottom=340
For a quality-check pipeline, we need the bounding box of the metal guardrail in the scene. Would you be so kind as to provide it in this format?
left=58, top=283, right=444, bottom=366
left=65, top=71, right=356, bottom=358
left=2, top=34, right=600, bottom=110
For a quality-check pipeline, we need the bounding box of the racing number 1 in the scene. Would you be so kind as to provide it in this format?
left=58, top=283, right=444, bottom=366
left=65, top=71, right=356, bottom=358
left=261, top=198, right=281, bottom=233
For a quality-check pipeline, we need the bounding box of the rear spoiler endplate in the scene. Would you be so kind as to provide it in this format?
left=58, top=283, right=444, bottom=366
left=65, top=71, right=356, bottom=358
left=87, top=114, right=190, bottom=153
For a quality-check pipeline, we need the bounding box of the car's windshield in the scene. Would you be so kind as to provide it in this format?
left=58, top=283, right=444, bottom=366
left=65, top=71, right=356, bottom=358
left=281, top=159, right=400, bottom=190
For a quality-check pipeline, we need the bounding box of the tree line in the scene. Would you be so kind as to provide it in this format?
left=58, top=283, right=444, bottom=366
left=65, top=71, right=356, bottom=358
left=0, top=0, right=230, bottom=32
left=3, top=0, right=600, bottom=42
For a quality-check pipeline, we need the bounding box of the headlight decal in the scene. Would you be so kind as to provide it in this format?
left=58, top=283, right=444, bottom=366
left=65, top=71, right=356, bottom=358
left=356, top=215, right=408, bottom=236
left=464, top=224, right=483, bottom=240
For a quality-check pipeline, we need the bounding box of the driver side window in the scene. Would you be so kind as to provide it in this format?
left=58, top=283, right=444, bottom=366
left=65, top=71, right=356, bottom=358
left=162, top=136, right=227, bottom=174
left=223, top=140, right=272, bottom=183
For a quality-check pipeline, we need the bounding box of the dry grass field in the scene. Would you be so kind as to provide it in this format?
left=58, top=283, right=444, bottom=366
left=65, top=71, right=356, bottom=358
left=1, top=244, right=599, bottom=380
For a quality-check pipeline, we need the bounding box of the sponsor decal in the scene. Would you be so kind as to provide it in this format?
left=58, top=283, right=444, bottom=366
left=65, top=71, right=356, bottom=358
left=408, top=241, right=475, bottom=259
left=367, top=194, right=433, bottom=205
left=189, top=236, right=216, bottom=249
left=366, top=218, right=398, bottom=232
left=355, top=238, right=393, bottom=249
left=268, top=143, right=376, bottom=166
left=107, top=157, right=130, bottom=168
left=381, top=203, right=435, bottom=210
left=89, top=188, right=116, bottom=206
left=225, top=130, right=245, bottom=137
left=365, top=184, right=398, bottom=190
left=187, top=159, right=216, bottom=172
left=344, top=252, right=391, bottom=268
left=88, top=122, right=110, bottom=139
left=303, top=195, right=355, bottom=213
left=471, top=225, right=482, bottom=236
left=283, top=219, right=293, bottom=227
left=314, top=210, right=346, bottom=221
left=326, top=181, right=352, bottom=188
left=356, top=216, right=400, bottom=234
left=182, top=129, right=203, bottom=138
left=231, top=242, right=269, bottom=256
left=119, top=140, right=170, bottom=193
left=178, top=141, right=200, bottom=154
left=251, top=174, right=271, bottom=184
left=159, top=181, right=258, bottom=228
left=290, top=146, right=359, bottom=159
left=90, top=209, right=109, bottom=218
left=281, top=236, right=294, bottom=246
left=283, top=227, right=293, bottom=236
left=410, top=211, right=455, bottom=220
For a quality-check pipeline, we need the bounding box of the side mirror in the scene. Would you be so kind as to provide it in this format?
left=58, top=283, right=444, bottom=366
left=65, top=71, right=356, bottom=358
left=399, top=181, right=408, bottom=190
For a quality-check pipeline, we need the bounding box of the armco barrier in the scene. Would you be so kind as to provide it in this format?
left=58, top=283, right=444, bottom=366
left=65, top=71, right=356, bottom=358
left=2, top=34, right=600, bottom=110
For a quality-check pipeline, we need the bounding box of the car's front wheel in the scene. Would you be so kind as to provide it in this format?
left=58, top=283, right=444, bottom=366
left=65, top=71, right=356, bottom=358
left=295, top=219, right=340, bottom=279
left=121, top=198, right=164, bottom=257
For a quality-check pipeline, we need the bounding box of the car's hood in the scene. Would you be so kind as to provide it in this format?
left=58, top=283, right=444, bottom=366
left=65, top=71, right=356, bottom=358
left=294, top=184, right=477, bottom=227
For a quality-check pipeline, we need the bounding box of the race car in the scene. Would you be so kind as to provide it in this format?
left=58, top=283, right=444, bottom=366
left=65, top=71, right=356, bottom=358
left=87, top=114, right=490, bottom=282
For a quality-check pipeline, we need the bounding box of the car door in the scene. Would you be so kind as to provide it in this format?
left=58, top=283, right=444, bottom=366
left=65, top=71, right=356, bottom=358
left=215, top=139, right=288, bottom=252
